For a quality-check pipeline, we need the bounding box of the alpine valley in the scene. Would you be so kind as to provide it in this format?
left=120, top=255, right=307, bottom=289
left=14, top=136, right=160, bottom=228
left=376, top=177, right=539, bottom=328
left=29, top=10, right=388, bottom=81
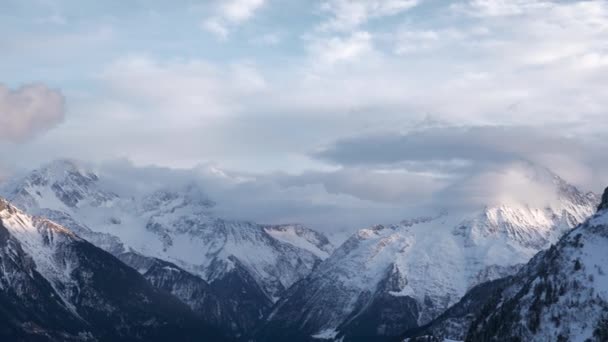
left=0, top=159, right=605, bottom=342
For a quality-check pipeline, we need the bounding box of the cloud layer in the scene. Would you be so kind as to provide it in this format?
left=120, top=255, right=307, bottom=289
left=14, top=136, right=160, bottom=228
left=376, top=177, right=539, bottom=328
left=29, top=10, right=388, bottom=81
left=313, top=126, right=582, bottom=167
left=1, top=0, right=607, bottom=234
left=0, top=83, right=65, bottom=143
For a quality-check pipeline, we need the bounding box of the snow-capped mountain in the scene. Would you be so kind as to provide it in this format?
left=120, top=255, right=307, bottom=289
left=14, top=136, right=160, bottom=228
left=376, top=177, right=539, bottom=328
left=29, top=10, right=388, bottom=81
left=0, top=197, right=223, bottom=341
left=464, top=187, right=608, bottom=341
left=260, top=164, right=598, bottom=341
left=1, top=159, right=334, bottom=338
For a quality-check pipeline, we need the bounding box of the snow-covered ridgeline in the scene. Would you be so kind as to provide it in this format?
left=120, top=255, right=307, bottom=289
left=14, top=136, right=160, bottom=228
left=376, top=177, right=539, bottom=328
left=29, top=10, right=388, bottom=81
left=262, top=165, right=598, bottom=341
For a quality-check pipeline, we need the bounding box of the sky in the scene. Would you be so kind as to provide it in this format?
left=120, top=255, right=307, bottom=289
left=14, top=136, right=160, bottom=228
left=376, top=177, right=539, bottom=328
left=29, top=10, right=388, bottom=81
left=1, top=0, right=607, bottom=235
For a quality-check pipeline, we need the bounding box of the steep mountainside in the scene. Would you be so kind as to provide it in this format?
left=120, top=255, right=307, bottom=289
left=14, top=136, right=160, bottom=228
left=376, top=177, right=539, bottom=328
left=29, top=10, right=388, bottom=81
left=400, top=277, right=515, bottom=341
left=0, top=198, right=224, bottom=342
left=1, top=159, right=333, bottom=338
left=260, top=165, right=598, bottom=342
left=464, top=187, right=608, bottom=342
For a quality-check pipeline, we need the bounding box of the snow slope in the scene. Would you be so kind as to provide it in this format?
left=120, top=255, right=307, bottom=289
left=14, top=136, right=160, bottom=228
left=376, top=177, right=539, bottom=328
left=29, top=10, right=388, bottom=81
left=261, top=164, right=598, bottom=341
left=1, top=159, right=334, bottom=337
left=0, top=197, right=225, bottom=341
left=465, top=187, right=608, bottom=341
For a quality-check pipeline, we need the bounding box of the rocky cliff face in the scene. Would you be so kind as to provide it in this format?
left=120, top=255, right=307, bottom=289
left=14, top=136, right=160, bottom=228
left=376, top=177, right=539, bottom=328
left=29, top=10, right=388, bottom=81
left=0, top=197, right=224, bottom=342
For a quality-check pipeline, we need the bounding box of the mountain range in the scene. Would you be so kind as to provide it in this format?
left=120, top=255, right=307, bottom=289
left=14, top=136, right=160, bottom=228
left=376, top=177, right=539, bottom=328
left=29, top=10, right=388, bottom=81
left=258, top=164, right=598, bottom=341
left=1, top=159, right=333, bottom=339
left=403, top=187, right=608, bottom=342
left=0, top=197, right=224, bottom=341
left=0, top=159, right=604, bottom=341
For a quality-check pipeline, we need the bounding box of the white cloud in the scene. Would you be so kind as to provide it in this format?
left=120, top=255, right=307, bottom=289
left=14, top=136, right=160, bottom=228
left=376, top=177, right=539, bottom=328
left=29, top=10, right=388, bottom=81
left=437, top=161, right=564, bottom=210
left=274, top=167, right=447, bottom=203
left=308, top=31, right=374, bottom=65
left=453, top=0, right=553, bottom=17
left=0, top=83, right=65, bottom=143
left=202, top=18, right=230, bottom=40
left=19, top=0, right=604, bottom=178
left=99, top=56, right=267, bottom=123
left=202, top=0, right=267, bottom=39
left=4, top=0, right=608, bottom=216
left=221, top=0, right=266, bottom=22
left=318, top=0, right=420, bottom=32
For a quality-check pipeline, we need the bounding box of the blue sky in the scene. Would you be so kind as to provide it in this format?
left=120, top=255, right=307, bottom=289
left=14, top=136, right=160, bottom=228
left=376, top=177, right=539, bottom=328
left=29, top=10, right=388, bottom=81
left=1, top=0, right=608, bottom=232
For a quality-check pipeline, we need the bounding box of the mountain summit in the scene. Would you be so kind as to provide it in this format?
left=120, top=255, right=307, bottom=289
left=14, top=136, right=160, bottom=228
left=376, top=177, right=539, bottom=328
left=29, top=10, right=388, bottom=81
left=260, top=163, right=598, bottom=341
left=0, top=196, right=223, bottom=341
left=1, top=159, right=334, bottom=338
left=464, top=186, right=608, bottom=341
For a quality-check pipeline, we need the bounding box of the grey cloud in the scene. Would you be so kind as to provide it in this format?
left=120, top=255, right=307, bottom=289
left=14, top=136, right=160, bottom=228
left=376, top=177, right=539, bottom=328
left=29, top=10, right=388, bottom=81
left=85, top=159, right=422, bottom=237
left=311, top=124, right=608, bottom=195
left=91, top=156, right=588, bottom=239
left=272, top=168, right=447, bottom=203
left=6, top=152, right=603, bottom=241
left=434, top=161, right=566, bottom=211
left=313, top=126, right=584, bottom=167
left=0, top=164, right=14, bottom=182
left=0, top=83, right=65, bottom=143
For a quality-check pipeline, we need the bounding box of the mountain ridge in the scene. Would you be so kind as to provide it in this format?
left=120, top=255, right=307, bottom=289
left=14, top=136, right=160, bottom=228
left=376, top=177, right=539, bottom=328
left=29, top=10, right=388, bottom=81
left=1, top=159, right=334, bottom=338
left=259, top=164, right=599, bottom=341
left=0, top=196, right=225, bottom=341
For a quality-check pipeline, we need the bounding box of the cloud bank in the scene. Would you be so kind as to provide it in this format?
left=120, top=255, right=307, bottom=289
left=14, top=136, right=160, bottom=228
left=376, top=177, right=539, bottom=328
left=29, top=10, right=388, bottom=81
left=2, top=0, right=607, bottom=236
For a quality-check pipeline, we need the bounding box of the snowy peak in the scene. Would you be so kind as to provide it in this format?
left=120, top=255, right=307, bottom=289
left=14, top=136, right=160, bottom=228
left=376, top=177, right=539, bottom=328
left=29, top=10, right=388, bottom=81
left=409, top=187, right=608, bottom=342
left=263, top=224, right=334, bottom=259
left=450, top=164, right=599, bottom=251
left=0, top=196, right=78, bottom=242
left=1, top=159, right=335, bottom=339
left=439, top=161, right=598, bottom=214
left=0, top=196, right=225, bottom=341
left=6, top=159, right=117, bottom=211
left=0, top=196, right=83, bottom=302
left=263, top=169, right=598, bottom=341
left=465, top=186, right=608, bottom=342
left=140, top=183, right=216, bottom=214
left=37, top=159, right=93, bottom=179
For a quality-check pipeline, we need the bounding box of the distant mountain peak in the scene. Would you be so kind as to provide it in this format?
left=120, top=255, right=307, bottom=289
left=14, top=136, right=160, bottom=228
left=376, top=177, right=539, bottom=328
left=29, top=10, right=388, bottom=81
left=262, top=171, right=599, bottom=341
left=4, top=159, right=116, bottom=211
left=0, top=196, right=224, bottom=341
left=34, top=158, right=97, bottom=183
left=461, top=185, right=608, bottom=342
left=0, top=160, right=335, bottom=339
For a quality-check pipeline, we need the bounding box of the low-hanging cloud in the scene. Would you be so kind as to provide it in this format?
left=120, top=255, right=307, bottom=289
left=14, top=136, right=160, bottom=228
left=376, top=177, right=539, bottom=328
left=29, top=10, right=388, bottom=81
left=90, top=159, right=416, bottom=239
left=312, top=124, right=608, bottom=194
left=0, top=83, right=66, bottom=143
left=271, top=168, right=447, bottom=203
left=434, top=161, right=565, bottom=211
left=89, top=155, right=592, bottom=240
